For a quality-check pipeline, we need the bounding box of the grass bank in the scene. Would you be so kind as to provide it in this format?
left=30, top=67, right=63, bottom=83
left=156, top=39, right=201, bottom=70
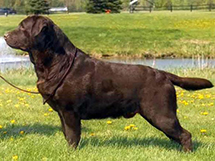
left=0, top=68, right=215, bottom=160
left=1, top=12, right=215, bottom=58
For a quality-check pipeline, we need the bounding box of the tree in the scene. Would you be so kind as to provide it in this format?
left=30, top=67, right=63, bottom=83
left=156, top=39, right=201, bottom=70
left=27, top=0, right=50, bottom=14
left=86, top=0, right=122, bottom=13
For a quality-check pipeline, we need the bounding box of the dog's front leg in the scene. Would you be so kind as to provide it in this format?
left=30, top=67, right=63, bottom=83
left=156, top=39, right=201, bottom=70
left=58, top=109, right=81, bottom=149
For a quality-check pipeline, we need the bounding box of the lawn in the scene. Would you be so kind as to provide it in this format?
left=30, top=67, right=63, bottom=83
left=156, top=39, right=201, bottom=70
left=0, top=68, right=215, bottom=160
left=1, top=11, right=215, bottom=58
left=1, top=11, right=215, bottom=160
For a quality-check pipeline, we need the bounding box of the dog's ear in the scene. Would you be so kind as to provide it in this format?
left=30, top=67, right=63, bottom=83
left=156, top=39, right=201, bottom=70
left=33, top=21, right=55, bottom=50
left=32, top=21, right=49, bottom=37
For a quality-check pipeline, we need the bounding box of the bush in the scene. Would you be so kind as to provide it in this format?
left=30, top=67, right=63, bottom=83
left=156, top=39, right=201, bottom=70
left=26, top=0, right=49, bottom=14
left=86, top=0, right=122, bottom=13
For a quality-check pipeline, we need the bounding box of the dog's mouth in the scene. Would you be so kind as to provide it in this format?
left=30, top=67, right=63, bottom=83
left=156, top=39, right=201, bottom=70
left=4, top=34, right=27, bottom=51
left=4, top=33, right=16, bottom=48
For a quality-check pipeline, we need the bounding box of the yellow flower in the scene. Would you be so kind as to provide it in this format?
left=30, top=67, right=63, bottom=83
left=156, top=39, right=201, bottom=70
left=200, top=129, right=207, bottom=133
left=208, top=103, right=214, bottom=106
left=14, top=104, right=20, bottom=108
left=124, top=126, right=131, bottom=131
left=201, top=112, right=208, bottom=116
left=176, top=109, right=179, bottom=113
left=48, top=108, right=53, bottom=112
left=133, top=127, right=138, bottom=130
left=25, top=104, right=30, bottom=107
left=129, top=124, right=135, bottom=127
left=107, top=121, right=112, bottom=125
left=12, top=155, right=18, bottom=160
left=6, top=100, right=12, bottom=103
left=10, top=120, right=16, bottom=124
left=20, top=131, right=24, bottom=134
left=90, top=133, right=95, bottom=136
left=44, top=113, right=48, bottom=116
left=198, top=95, right=204, bottom=99
left=0, top=125, right=2, bottom=129
left=3, top=131, right=7, bottom=134
left=206, top=94, right=211, bottom=98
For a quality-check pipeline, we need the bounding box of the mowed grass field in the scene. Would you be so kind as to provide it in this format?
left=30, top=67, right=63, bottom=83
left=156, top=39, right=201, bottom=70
left=1, top=12, right=215, bottom=57
left=0, top=68, right=214, bottom=160
left=1, top=12, right=215, bottom=160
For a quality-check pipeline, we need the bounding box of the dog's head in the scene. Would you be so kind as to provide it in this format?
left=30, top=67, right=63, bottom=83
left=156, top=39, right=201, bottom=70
left=4, top=15, right=55, bottom=52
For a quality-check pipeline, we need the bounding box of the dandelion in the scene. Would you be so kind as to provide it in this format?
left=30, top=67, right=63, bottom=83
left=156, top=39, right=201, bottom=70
left=107, top=121, right=112, bottom=125
left=14, top=104, right=20, bottom=108
left=206, top=94, right=211, bottom=98
left=6, top=100, right=12, bottom=103
left=201, top=112, right=208, bottom=116
left=124, top=124, right=138, bottom=131
left=176, top=109, right=179, bottom=113
left=12, top=155, right=18, bottom=160
left=0, top=125, right=2, bottom=129
left=10, top=120, right=16, bottom=124
left=208, top=103, right=214, bottom=106
left=44, top=113, right=48, bottom=116
left=10, top=137, right=14, bottom=141
left=200, top=129, right=207, bottom=133
left=129, top=124, right=135, bottom=127
left=48, top=108, right=53, bottom=112
left=90, top=133, right=95, bottom=136
left=20, top=131, right=25, bottom=135
left=3, top=131, right=7, bottom=134
left=198, top=94, right=204, bottom=99
left=124, top=126, right=131, bottom=131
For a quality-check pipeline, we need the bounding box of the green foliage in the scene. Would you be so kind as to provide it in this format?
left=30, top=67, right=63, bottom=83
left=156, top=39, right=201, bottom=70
left=26, top=0, right=49, bottom=14
left=86, top=0, right=122, bottom=13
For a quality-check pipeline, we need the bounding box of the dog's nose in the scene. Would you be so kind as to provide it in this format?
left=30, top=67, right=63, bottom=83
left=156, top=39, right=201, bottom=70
left=4, top=33, right=9, bottom=40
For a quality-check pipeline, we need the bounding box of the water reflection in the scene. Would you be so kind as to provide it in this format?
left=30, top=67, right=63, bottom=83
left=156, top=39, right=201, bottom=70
left=103, top=58, right=215, bottom=70
left=0, top=37, right=31, bottom=72
left=1, top=34, right=215, bottom=72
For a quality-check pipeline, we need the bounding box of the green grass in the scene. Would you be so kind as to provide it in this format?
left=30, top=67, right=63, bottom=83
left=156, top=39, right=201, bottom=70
left=1, top=12, right=215, bottom=57
left=0, top=68, right=215, bottom=160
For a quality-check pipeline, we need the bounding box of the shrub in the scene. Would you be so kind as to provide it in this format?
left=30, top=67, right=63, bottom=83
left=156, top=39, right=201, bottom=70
left=86, top=0, right=122, bottom=13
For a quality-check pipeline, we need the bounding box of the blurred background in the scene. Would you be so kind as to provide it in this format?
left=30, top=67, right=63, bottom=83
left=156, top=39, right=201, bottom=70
left=0, top=0, right=215, bottom=14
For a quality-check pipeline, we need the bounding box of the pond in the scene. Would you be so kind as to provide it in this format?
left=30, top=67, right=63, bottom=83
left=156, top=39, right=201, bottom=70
left=0, top=37, right=30, bottom=72
left=1, top=36, right=215, bottom=72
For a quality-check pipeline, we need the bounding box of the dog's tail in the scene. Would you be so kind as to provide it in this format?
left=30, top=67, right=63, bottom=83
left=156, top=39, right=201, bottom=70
left=162, top=71, right=213, bottom=90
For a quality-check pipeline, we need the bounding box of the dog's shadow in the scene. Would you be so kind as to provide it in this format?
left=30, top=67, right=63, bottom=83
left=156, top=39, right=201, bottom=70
left=79, top=136, right=203, bottom=152
left=0, top=123, right=89, bottom=139
left=0, top=124, right=203, bottom=151
left=0, top=123, right=60, bottom=140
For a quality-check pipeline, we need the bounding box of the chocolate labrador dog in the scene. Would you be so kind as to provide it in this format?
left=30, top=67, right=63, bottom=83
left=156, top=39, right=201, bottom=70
left=4, top=15, right=213, bottom=152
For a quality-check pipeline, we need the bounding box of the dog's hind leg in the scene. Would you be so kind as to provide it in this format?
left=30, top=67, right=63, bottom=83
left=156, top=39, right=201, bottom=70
left=139, top=84, right=192, bottom=152
left=58, top=110, right=81, bottom=149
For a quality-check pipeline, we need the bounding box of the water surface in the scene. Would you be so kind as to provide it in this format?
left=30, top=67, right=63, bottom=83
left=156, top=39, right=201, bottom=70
left=1, top=35, right=215, bottom=71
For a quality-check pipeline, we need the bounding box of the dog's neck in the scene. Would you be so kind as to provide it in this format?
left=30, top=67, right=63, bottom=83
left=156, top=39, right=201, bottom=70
left=30, top=43, right=80, bottom=96
left=29, top=26, right=88, bottom=96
